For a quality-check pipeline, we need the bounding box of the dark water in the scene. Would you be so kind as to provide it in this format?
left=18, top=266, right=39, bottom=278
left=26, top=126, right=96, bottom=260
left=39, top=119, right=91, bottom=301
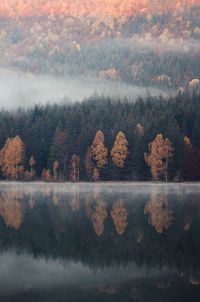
left=0, top=182, right=200, bottom=302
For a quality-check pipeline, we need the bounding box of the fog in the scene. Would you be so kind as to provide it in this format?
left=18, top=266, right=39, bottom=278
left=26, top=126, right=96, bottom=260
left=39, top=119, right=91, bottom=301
left=115, top=37, right=200, bottom=54
left=1, top=181, right=200, bottom=195
left=0, top=68, right=169, bottom=109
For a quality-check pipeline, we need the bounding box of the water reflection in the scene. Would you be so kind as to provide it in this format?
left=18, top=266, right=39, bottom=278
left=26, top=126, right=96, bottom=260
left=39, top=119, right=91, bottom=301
left=144, top=187, right=174, bottom=233
left=0, top=190, right=24, bottom=229
left=0, top=183, right=200, bottom=300
left=111, top=198, right=128, bottom=235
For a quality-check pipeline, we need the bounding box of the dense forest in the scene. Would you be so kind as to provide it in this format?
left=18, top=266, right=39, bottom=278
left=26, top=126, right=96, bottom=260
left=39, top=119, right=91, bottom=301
left=0, top=90, right=199, bottom=182
left=0, top=4, right=199, bottom=91
left=0, top=0, right=199, bottom=17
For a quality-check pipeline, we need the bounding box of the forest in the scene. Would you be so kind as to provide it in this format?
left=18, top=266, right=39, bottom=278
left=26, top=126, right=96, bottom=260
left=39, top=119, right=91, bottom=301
left=0, top=90, right=199, bottom=182
left=0, top=4, right=199, bottom=92
left=0, top=0, right=199, bottom=17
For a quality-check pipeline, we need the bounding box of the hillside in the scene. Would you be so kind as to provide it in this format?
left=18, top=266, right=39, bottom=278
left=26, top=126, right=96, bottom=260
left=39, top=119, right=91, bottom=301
left=0, top=3, right=199, bottom=91
left=0, top=0, right=199, bottom=17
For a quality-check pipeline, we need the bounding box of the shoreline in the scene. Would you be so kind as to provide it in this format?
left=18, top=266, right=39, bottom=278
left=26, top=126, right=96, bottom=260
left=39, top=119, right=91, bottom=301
left=0, top=180, right=200, bottom=185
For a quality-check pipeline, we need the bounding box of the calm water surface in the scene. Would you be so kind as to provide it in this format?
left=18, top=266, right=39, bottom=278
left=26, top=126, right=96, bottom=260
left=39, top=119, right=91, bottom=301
left=0, top=182, right=200, bottom=301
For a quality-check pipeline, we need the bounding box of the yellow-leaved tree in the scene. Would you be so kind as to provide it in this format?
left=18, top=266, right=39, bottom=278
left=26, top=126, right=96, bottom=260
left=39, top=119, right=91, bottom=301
left=0, top=136, right=25, bottom=180
left=111, top=131, right=128, bottom=168
left=91, top=130, right=108, bottom=180
left=29, top=156, right=36, bottom=178
left=53, top=160, right=59, bottom=181
left=69, top=154, right=80, bottom=182
left=144, top=134, right=174, bottom=181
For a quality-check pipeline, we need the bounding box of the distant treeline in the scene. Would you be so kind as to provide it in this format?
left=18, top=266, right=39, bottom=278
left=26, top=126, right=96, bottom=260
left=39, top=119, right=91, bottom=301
left=0, top=91, right=199, bottom=181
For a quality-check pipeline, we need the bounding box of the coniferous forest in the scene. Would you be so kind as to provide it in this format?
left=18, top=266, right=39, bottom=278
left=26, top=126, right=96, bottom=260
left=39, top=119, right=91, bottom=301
left=0, top=90, right=199, bottom=182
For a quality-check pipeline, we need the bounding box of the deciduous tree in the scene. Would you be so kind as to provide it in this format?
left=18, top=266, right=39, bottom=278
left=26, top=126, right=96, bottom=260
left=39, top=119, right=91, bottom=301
left=91, top=130, right=108, bottom=168
left=144, top=134, right=173, bottom=181
left=111, top=131, right=128, bottom=168
left=69, top=154, right=80, bottom=182
left=29, top=156, right=36, bottom=179
left=53, top=160, right=59, bottom=180
left=0, top=136, right=25, bottom=180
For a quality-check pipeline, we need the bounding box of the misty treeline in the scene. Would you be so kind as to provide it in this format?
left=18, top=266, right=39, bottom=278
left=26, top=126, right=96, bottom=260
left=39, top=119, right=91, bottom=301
left=0, top=91, right=199, bottom=182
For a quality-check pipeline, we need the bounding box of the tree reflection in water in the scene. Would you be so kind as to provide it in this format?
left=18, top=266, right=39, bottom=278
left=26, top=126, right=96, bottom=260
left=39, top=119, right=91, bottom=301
left=144, top=187, right=174, bottom=233
left=111, top=198, right=128, bottom=235
left=0, top=190, right=24, bottom=229
left=0, top=183, right=199, bottom=301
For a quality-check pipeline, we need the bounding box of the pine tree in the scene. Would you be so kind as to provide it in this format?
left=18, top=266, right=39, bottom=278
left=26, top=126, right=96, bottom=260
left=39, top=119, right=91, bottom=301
left=84, top=147, right=93, bottom=181
left=183, top=137, right=200, bottom=180
left=48, top=127, right=68, bottom=179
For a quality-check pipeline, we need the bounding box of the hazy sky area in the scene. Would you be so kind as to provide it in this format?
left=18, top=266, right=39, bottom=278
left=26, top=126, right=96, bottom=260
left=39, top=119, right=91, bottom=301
left=0, top=69, right=169, bottom=109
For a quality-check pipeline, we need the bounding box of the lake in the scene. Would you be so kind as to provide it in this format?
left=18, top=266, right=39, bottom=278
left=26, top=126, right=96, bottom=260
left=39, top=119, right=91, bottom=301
left=0, top=182, right=200, bottom=301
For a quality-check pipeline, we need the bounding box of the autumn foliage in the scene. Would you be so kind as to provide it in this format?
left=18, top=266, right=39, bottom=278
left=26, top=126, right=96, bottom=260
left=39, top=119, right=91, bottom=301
left=0, top=0, right=199, bottom=17
left=111, top=199, right=128, bottom=235
left=0, top=136, right=25, bottom=180
left=144, top=134, right=174, bottom=181
left=144, top=188, right=174, bottom=233
left=111, top=131, right=128, bottom=168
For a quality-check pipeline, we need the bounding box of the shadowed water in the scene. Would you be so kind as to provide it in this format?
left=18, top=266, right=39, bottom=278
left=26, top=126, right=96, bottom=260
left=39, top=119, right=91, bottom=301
left=0, top=182, right=200, bottom=301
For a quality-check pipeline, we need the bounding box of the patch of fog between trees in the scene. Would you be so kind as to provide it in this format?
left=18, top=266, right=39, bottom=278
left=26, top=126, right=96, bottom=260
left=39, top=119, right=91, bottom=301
left=0, top=69, right=169, bottom=109
left=100, top=37, right=200, bottom=54
left=0, top=251, right=171, bottom=294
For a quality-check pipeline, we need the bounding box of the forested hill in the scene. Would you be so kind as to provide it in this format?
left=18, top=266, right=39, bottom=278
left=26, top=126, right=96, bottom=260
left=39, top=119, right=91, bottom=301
left=0, top=2, right=199, bottom=94
left=0, top=0, right=199, bottom=17
left=0, top=92, right=199, bottom=182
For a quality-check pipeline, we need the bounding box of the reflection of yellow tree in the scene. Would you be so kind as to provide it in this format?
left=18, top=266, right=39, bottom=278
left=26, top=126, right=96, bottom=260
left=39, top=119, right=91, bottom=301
left=27, top=187, right=35, bottom=209
left=111, top=198, right=128, bottom=235
left=144, top=188, right=174, bottom=233
left=52, top=192, right=60, bottom=205
left=69, top=185, right=79, bottom=212
left=86, top=198, right=107, bottom=236
left=0, top=191, right=24, bottom=229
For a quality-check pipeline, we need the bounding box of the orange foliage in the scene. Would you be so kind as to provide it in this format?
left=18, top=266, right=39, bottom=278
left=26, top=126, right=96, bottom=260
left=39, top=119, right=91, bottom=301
left=111, top=131, right=128, bottom=168
left=0, top=136, right=25, bottom=180
left=111, top=198, right=128, bottom=235
left=53, top=160, right=59, bottom=180
left=0, top=0, right=199, bottom=17
left=41, top=168, right=52, bottom=181
left=144, top=188, right=174, bottom=233
left=144, top=134, right=173, bottom=181
left=0, top=191, right=24, bottom=229
left=86, top=198, right=108, bottom=236
left=91, top=130, right=108, bottom=180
